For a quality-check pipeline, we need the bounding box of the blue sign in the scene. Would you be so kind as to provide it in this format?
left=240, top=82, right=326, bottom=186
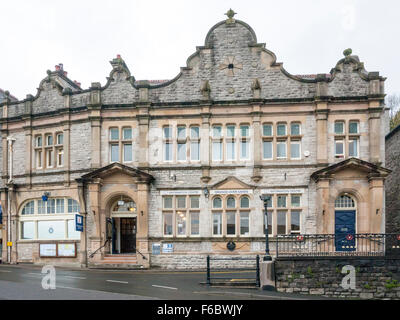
left=75, top=214, right=84, bottom=232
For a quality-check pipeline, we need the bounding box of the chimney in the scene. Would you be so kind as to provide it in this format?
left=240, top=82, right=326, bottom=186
left=117, top=54, right=121, bottom=59
left=63, top=71, right=68, bottom=77
left=59, top=63, right=64, bottom=71
left=74, top=80, right=81, bottom=87
left=55, top=65, right=60, bottom=71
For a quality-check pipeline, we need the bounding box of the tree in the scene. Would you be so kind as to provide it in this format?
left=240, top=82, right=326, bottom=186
left=387, top=94, right=400, bottom=131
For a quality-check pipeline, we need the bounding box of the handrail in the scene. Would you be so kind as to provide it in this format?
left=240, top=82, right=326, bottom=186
left=89, top=239, right=110, bottom=258
left=136, top=249, right=147, bottom=260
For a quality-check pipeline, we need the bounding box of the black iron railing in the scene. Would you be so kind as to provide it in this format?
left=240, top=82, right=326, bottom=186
left=274, top=233, right=400, bottom=257
left=206, top=255, right=260, bottom=287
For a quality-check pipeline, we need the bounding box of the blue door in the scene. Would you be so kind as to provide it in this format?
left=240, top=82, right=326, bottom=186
left=335, top=210, right=356, bottom=252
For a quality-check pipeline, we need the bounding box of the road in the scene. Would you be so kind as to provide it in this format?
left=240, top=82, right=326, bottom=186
left=0, top=264, right=327, bottom=300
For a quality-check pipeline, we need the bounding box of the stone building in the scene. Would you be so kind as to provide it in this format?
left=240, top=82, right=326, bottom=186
left=385, top=124, right=400, bottom=233
left=0, top=11, right=391, bottom=269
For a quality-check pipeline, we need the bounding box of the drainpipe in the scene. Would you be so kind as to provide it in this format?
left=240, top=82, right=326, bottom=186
left=6, top=137, right=15, bottom=264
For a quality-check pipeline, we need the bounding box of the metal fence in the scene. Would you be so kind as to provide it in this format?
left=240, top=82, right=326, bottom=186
left=206, top=255, right=260, bottom=287
left=275, top=233, right=400, bottom=257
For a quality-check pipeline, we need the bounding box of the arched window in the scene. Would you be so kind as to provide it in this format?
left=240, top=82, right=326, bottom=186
left=112, top=198, right=136, bottom=213
left=240, top=196, right=250, bottom=208
left=21, top=201, right=35, bottom=215
left=335, top=195, right=355, bottom=208
left=213, top=197, right=222, bottom=209
left=227, top=197, right=236, bottom=208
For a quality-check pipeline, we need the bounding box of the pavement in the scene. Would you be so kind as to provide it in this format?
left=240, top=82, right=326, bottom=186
left=0, top=263, right=331, bottom=300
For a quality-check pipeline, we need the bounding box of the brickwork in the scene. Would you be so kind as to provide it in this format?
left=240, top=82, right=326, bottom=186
left=275, top=258, right=400, bottom=300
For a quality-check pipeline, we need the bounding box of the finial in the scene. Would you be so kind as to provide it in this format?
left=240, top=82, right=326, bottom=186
left=343, top=48, right=352, bottom=57
left=225, top=8, right=237, bottom=21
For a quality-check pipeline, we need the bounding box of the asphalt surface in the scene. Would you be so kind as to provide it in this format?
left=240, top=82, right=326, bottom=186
left=0, top=264, right=329, bottom=300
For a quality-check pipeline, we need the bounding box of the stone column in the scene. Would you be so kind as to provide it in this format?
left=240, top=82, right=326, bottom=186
left=315, top=178, right=331, bottom=234
left=23, top=94, right=33, bottom=188
left=200, top=106, right=211, bottom=184
left=7, top=184, right=18, bottom=264
left=0, top=189, right=8, bottom=262
left=316, top=101, right=329, bottom=164
left=88, top=83, right=102, bottom=169
left=368, top=177, right=384, bottom=233
left=136, top=182, right=150, bottom=267
left=88, top=179, right=102, bottom=261
left=136, top=81, right=150, bottom=169
left=368, top=100, right=383, bottom=164
left=252, top=104, right=262, bottom=182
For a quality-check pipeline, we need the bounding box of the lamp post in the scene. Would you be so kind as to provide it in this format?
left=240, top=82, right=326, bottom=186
left=260, top=195, right=272, bottom=261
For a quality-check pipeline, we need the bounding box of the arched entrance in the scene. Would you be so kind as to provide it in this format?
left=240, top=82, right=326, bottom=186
left=334, top=194, right=356, bottom=252
left=109, top=196, right=137, bottom=254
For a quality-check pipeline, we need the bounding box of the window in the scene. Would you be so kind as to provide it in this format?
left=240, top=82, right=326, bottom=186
left=334, top=121, right=345, bottom=135
left=349, top=121, right=359, bottom=134
left=163, top=197, right=173, bottom=209
left=177, top=143, right=186, bottom=161
left=240, top=212, right=249, bottom=236
left=57, top=148, right=64, bottom=167
left=226, top=211, right=236, bottom=235
left=46, top=149, right=53, bottom=168
left=277, top=211, right=287, bottom=235
left=190, top=212, right=200, bottom=235
left=163, top=212, right=173, bottom=236
left=335, top=195, right=355, bottom=208
left=56, top=133, right=63, bottom=145
left=212, top=126, right=223, bottom=162
left=213, top=197, right=222, bottom=209
left=291, top=195, right=301, bottom=208
left=110, top=144, right=119, bottom=162
left=122, top=127, right=132, bottom=140
left=240, top=196, right=250, bottom=208
left=46, top=134, right=53, bottom=146
left=349, top=139, right=359, bottom=157
left=291, top=211, right=301, bottom=234
left=277, top=195, right=287, bottom=208
left=36, top=150, right=42, bottom=169
left=263, top=141, right=273, bottom=160
left=19, top=198, right=81, bottom=240
left=162, top=195, right=200, bottom=237
left=227, top=197, right=236, bottom=208
left=110, top=128, right=119, bottom=140
left=335, top=140, right=345, bottom=158
left=212, top=212, right=222, bottom=235
left=263, top=124, right=273, bottom=137
left=240, top=125, right=250, bottom=160
left=36, top=136, right=42, bottom=147
left=290, top=141, right=301, bottom=159
left=177, top=127, right=187, bottom=161
left=277, top=142, right=287, bottom=159
left=277, top=123, right=287, bottom=136
left=123, top=143, right=133, bottom=162
left=212, top=126, right=222, bottom=138
left=190, top=126, right=200, bottom=161
left=263, top=193, right=302, bottom=236
left=226, top=140, right=236, bottom=160
left=290, top=123, right=301, bottom=136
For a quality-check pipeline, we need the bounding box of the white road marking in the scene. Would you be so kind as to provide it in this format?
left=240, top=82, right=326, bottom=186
left=106, top=280, right=129, bottom=284
left=152, top=284, right=178, bottom=290
left=64, top=276, right=87, bottom=280
left=0, top=270, right=12, bottom=273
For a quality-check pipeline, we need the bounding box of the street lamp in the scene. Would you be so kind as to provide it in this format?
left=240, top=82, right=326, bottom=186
left=260, top=195, right=272, bottom=261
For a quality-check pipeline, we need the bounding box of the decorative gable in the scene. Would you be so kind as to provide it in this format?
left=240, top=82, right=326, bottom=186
left=211, top=176, right=254, bottom=190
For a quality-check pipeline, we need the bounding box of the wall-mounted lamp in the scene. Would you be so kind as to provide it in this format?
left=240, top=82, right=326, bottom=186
left=376, top=209, right=380, bottom=215
left=92, top=210, right=96, bottom=216
left=322, top=210, right=325, bottom=216
left=203, top=187, right=209, bottom=198
left=170, top=174, right=176, bottom=182
left=141, top=211, right=144, bottom=216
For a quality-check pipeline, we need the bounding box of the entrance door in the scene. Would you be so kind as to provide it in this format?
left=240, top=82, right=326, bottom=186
left=120, top=218, right=136, bottom=253
left=335, top=210, right=356, bottom=252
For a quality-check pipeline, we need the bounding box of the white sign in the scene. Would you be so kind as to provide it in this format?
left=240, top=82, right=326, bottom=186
left=160, top=190, right=202, bottom=196
left=261, top=189, right=305, bottom=194
left=162, top=243, right=173, bottom=253
left=58, top=244, right=76, bottom=257
left=210, top=190, right=253, bottom=195
left=40, top=244, right=57, bottom=257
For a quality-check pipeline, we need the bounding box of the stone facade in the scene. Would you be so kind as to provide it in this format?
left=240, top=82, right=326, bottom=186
left=0, top=12, right=390, bottom=269
left=385, top=125, right=400, bottom=233
left=275, top=257, right=400, bottom=300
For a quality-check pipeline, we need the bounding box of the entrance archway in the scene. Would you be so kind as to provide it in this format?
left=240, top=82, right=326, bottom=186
left=334, top=194, right=356, bottom=252
left=109, top=196, right=137, bottom=254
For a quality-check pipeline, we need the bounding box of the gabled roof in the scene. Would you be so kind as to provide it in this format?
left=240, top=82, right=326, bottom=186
left=211, top=176, right=254, bottom=189
left=311, top=158, right=391, bottom=181
left=77, top=162, right=154, bottom=183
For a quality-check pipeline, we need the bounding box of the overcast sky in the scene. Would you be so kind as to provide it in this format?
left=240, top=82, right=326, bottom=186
left=1, top=0, right=399, bottom=100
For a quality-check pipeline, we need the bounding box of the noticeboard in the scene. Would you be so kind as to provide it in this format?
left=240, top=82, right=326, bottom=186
left=162, top=243, right=173, bottom=253
left=58, top=243, right=77, bottom=257
left=40, top=244, right=57, bottom=257
left=152, top=243, right=161, bottom=255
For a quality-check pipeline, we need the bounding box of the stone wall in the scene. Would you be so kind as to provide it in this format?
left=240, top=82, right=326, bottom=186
left=275, top=257, right=400, bottom=300
left=385, top=125, right=400, bottom=233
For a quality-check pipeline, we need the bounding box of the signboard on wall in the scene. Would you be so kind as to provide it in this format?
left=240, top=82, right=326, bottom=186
left=75, top=214, right=83, bottom=232
left=40, top=244, right=57, bottom=257
left=210, top=189, right=253, bottom=195
left=162, top=243, right=173, bottom=253
left=152, top=243, right=161, bottom=255
left=160, top=190, right=202, bottom=196
left=58, top=244, right=76, bottom=257
left=261, top=189, right=305, bottom=194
